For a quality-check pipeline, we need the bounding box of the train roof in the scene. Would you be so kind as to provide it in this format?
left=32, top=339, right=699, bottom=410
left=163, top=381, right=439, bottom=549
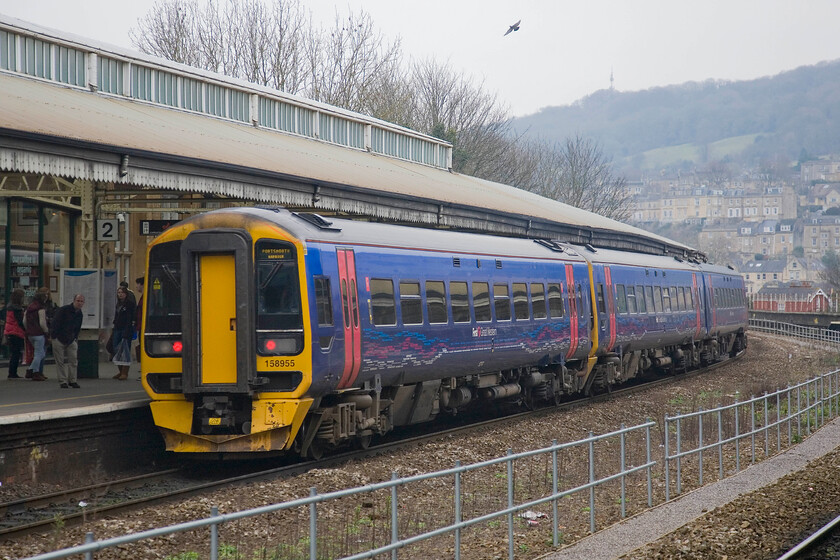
left=225, top=207, right=589, bottom=262
left=567, top=244, right=702, bottom=273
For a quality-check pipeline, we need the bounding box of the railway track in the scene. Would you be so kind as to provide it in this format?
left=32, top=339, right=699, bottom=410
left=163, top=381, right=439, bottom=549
left=776, top=512, right=840, bottom=559
left=0, top=352, right=740, bottom=542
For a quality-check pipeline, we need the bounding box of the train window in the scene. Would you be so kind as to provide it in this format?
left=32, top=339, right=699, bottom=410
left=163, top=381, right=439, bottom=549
left=531, top=283, right=547, bottom=319
left=314, top=277, right=333, bottom=327
left=644, top=286, right=655, bottom=313
left=426, top=281, right=448, bottom=324
left=636, top=285, right=647, bottom=313
left=341, top=280, right=350, bottom=326
left=548, top=283, right=564, bottom=318
left=668, top=287, right=677, bottom=311
left=145, top=241, right=182, bottom=334
left=578, top=283, right=589, bottom=330
left=494, top=284, right=511, bottom=321
left=616, top=284, right=628, bottom=314
left=256, top=240, right=303, bottom=331
left=350, top=279, right=359, bottom=328
left=626, top=286, right=637, bottom=313
left=661, top=286, right=671, bottom=312
left=567, top=283, right=576, bottom=318
left=400, top=281, right=423, bottom=325
left=596, top=283, right=606, bottom=315
left=473, top=282, right=492, bottom=322
left=678, top=287, right=687, bottom=311
left=513, top=283, right=529, bottom=320
left=688, top=287, right=695, bottom=308
left=653, top=286, right=663, bottom=313
left=370, top=279, right=396, bottom=325
left=451, top=282, right=470, bottom=323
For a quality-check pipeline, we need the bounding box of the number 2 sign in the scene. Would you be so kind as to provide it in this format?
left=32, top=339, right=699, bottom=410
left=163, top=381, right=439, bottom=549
left=97, top=219, right=119, bottom=242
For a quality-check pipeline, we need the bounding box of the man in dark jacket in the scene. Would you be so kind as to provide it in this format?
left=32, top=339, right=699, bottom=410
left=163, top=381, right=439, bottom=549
left=50, top=294, right=85, bottom=388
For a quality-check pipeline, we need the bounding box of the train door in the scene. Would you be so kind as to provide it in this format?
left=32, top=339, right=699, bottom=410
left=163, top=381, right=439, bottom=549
left=600, top=266, right=617, bottom=352
left=691, top=273, right=704, bottom=339
left=180, top=230, right=255, bottom=394
left=336, top=248, right=361, bottom=389
left=564, top=263, right=580, bottom=359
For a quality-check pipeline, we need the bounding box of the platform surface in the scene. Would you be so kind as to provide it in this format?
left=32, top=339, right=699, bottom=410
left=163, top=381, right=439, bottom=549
left=0, top=360, right=149, bottom=425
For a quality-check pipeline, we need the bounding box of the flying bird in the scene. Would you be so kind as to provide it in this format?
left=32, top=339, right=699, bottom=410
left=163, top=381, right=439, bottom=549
left=504, top=20, right=521, bottom=36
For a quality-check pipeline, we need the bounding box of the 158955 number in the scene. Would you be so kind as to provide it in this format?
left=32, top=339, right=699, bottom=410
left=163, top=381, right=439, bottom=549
left=266, top=358, right=296, bottom=369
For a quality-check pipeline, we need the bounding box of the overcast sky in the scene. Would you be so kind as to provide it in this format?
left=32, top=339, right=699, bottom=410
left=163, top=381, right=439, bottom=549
left=2, top=0, right=840, bottom=117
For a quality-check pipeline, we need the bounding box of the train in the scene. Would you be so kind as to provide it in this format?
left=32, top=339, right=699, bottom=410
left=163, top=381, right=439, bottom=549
left=140, top=206, right=748, bottom=458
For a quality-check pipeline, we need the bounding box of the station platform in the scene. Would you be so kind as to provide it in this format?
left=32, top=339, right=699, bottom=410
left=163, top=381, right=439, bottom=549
left=0, top=359, right=150, bottom=426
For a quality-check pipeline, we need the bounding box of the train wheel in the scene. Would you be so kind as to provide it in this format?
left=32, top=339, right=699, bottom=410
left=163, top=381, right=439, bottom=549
left=308, top=439, right=325, bottom=460
left=355, top=433, right=373, bottom=450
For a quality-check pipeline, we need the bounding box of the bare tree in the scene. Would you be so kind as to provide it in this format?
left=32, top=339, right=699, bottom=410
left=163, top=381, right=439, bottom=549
left=305, top=10, right=402, bottom=111
left=407, top=59, right=521, bottom=180
left=130, top=2, right=631, bottom=222
left=526, top=135, right=631, bottom=222
left=820, top=250, right=840, bottom=293
left=131, top=0, right=201, bottom=66
left=132, top=0, right=311, bottom=94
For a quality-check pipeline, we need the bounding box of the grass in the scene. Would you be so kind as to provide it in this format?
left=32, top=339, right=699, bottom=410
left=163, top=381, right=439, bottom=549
left=633, top=134, right=762, bottom=169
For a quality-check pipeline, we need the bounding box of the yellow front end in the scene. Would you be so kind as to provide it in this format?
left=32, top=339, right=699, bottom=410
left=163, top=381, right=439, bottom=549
left=149, top=398, right=313, bottom=453
left=142, top=211, right=315, bottom=454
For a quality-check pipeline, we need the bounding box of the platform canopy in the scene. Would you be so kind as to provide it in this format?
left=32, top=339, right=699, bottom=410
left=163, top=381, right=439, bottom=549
left=0, top=15, right=700, bottom=260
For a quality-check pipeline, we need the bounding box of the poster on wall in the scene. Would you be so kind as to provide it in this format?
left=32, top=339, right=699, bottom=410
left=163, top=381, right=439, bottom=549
left=60, top=269, right=118, bottom=329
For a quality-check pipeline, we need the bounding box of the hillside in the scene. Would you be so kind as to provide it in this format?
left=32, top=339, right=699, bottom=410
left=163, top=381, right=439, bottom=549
left=511, top=60, right=840, bottom=170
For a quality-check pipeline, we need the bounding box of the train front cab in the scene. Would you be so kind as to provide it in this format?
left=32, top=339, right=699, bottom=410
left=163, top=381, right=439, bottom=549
left=142, top=221, right=314, bottom=454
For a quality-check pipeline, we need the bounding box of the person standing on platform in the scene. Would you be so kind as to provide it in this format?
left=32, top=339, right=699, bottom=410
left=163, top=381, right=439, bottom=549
left=51, top=294, right=85, bottom=389
left=120, top=280, right=136, bottom=307
left=24, top=288, right=49, bottom=382
left=111, top=286, right=135, bottom=380
left=4, top=289, right=26, bottom=379
left=135, top=276, right=144, bottom=364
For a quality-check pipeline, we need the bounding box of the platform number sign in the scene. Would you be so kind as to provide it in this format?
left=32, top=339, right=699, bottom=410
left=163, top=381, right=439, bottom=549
left=97, top=219, right=119, bottom=242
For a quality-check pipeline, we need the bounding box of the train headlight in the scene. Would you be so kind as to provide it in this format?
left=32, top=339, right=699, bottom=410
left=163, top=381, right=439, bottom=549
left=146, top=337, right=184, bottom=357
left=258, top=334, right=302, bottom=355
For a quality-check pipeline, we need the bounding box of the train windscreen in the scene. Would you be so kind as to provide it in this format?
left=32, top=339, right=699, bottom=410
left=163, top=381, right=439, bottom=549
left=255, top=240, right=303, bottom=356
left=146, top=241, right=182, bottom=334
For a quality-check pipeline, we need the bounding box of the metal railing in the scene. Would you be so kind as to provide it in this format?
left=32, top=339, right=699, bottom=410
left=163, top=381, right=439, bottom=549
left=24, top=422, right=656, bottom=560
left=664, top=369, right=840, bottom=500
left=749, top=318, right=840, bottom=345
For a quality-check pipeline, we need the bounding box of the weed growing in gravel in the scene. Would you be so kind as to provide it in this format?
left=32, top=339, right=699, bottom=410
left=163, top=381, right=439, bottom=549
left=50, top=514, right=65, bottom=551
left=163, top=553, right=198, bottom=560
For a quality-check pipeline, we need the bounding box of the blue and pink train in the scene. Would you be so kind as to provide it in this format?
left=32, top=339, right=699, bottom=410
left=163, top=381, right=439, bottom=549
left=141, top=207, right=747, bottom=457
